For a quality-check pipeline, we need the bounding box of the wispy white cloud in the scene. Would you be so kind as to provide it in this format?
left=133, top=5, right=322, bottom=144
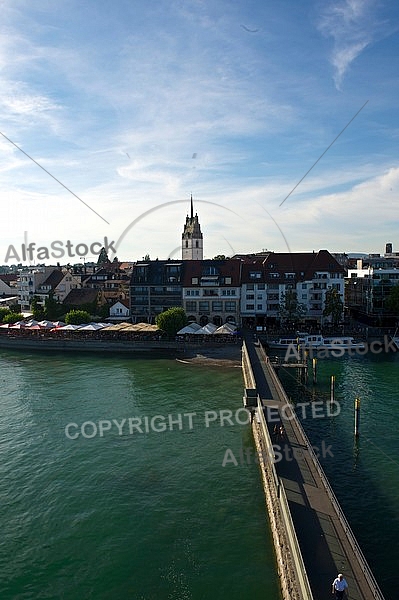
left=317, top=0, right=381, bottom=88
left=0, top=0, right=398, bottom=263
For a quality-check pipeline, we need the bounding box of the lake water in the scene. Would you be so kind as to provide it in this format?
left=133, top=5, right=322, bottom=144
left=278, top=349, right=399, bottom=600
left=0, top=350, right=281, bottom=600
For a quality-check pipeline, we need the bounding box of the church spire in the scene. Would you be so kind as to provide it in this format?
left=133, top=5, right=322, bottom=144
left=182, top=195, right=203, bottom=260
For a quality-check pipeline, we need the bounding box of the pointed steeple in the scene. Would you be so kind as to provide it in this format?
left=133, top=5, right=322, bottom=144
left=182, top=195, right=203, bottom=260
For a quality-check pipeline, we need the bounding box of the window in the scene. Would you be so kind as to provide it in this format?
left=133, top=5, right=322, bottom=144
left=302, top=283, right=307, bottom=289
left=195, top=241, right=199, bottom=248
left=225, top=301, right=236, bottom=311
left=257, top=283, right=265, bottom=290
left=257, top=304, right=263, bottom=310
left=246, top=304, right=255, bottom=310
left=212, top=301, right=223, bottom=311
left=191, top=277, right=198, bottom=284
left=249, top=271, right=262, bottom=279
left=199, top=301, right=209, bottom=312
left=203, top=266, right=218, bottom=276
left=246, top=294, right=254, bottom=300
left=247, top=284, right=254, bottom=290
left=186, top=301, right=197, bottom=311
left=225, top=276, right=231, bottom=284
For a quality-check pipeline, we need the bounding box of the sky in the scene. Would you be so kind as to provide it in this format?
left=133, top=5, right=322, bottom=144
left=1, top=0, right=399, bottom=265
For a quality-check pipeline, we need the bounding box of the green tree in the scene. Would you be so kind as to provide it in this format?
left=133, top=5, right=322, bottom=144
left=3, top=312, right=24, bottom=324
left=31, top=296, right=45, bottom=320
left=0, top=307, right=10, bottom=323
left=279, top=290, right=306, bottom=325
left=9, top=303, right=21, bottom=313
left=97, top=303, right=110, bottom=320
left=385, top=284, right=399, bottom=316
left=65, top=309, right=91, bottom=325
left=156, top=307, right=187, bottom=337
left=323, top=288, right=343, bottom=326
left=44, top=294, right=64, bottom=320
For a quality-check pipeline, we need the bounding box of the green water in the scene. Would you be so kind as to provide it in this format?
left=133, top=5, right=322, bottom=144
left=0, top=351, right=281, bottom=600
left=278, top=351, right=399, bottom=600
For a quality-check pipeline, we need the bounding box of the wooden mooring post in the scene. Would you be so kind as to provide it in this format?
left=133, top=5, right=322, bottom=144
left=312, top=358, right=317, bottom=385
left=330, top=375, right=335, bottom=404
left=354, top=397, right=360, bottom=437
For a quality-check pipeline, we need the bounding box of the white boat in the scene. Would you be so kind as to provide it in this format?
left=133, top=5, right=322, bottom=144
left=268, top=334, right=365, bottom=351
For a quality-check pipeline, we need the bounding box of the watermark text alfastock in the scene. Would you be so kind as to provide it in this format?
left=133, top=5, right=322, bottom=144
left=4, top=232, right=116, bottom=263
left=222, top=441, right=334, bottom=466
left=284, top=336, right=397, bottom=362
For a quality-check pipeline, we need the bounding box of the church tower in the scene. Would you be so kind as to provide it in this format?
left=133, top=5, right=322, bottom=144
left=182, top=195, right=203, bottom=260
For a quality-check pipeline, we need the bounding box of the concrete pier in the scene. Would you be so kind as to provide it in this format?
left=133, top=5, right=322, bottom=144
left=242, top=337, right=385, bottom=600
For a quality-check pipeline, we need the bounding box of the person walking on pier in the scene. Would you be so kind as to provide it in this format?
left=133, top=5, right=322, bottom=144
left=332, top=573, right=348, bottom=599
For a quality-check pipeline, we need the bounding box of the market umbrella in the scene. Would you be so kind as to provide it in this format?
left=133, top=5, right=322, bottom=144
left=38, top=320, right=55, bottom=328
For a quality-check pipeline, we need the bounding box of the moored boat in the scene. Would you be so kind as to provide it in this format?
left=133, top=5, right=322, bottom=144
left=268, top=333, right=365, bottom=351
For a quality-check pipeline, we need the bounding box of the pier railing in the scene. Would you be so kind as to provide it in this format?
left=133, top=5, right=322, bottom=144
left=259, top=345, right=386, bottom=600
left=256, top=395, right=314, bottom=600
left=241, top=342, right=256, bottom=389
left=242, top=341, right=314, bottom=600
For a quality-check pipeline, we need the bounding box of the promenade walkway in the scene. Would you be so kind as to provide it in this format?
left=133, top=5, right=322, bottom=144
left=244, top=336, right=385, bottom=600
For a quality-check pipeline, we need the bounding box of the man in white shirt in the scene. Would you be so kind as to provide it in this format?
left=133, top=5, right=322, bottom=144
left=332, top=573, right=348, bottom=599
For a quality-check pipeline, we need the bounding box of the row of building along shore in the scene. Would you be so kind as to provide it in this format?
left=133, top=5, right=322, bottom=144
left=1, top=199, right=399, bottom=330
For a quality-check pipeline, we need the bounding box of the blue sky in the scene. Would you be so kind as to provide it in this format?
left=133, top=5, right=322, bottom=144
left=1, top=0, right=399, bottom=264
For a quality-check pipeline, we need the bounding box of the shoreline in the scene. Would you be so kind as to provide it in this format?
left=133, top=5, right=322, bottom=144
left=0, top=334, right=242, bottom=363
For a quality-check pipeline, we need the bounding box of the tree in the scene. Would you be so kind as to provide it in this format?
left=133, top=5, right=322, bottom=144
left=323, top=288, right=343, bottom=326
left=279, top=290, right=306, bottom=325
left=65, top=309, right=91, bottom=325
left=0, top=307, right=10, bottom=323
left=44, top=294, right=64, bottom=320
left=0, top=306, right=11, bottom=323
left=386, top=284, right=399, bottom=316
left=3, top=312, right=24, bottom=324
left=156, top=307, right=187, bottom=337
left=31, top=296, right=45, bottom=320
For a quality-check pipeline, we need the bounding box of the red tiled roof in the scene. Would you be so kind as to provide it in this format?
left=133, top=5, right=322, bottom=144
left=181, top=259, right=242, bottom=286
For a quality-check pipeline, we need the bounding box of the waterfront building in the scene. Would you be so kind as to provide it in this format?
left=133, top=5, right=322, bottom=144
left=17, top=266, right=59, bottom=313
left=0, top=273, right=17, bottom=297
left=82, top=263, right=130, bottom=308
left=35, top=268, right=82, bottom=306
left=182, top=195, right=203, bottom=260
left=182, top=259, right=241, bottom=326
left=108, top=299, right=131, bottom=322
left=130, top=260, right=184, bottom=323
left=346, top=258, right=399, bottom=325
left=63, top=287, right=100, bottom=312
left=240, top=250, right=345, bottom=328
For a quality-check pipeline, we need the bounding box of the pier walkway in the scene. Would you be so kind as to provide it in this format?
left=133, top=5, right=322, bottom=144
left=243, top=336, right=385, bottom=600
